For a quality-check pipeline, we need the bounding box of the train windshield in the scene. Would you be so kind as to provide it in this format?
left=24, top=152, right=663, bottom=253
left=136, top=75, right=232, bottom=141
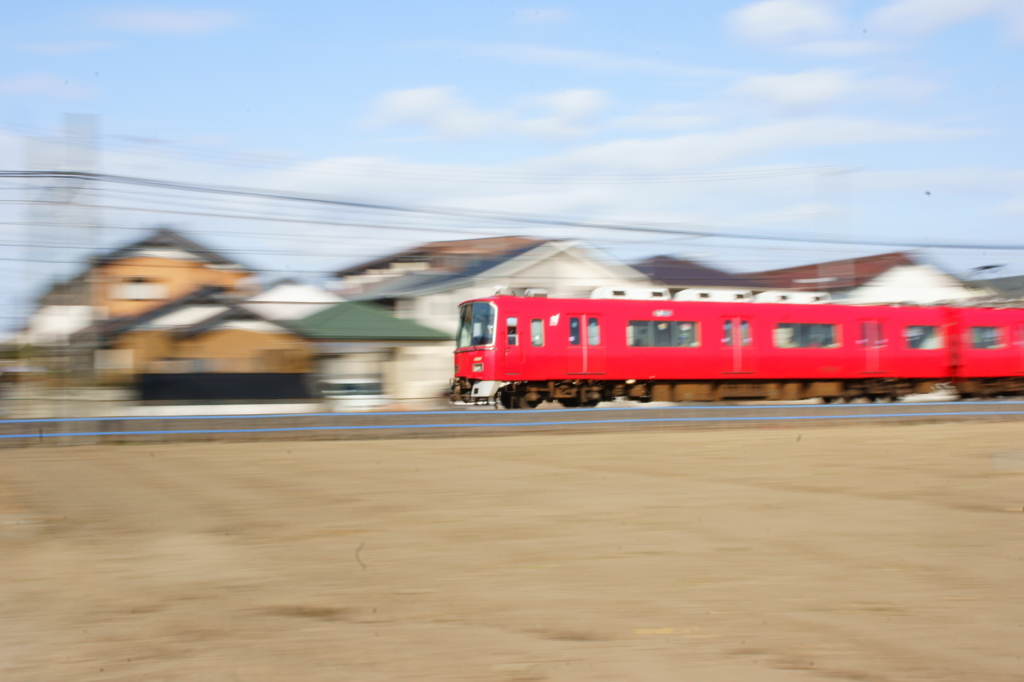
left=456, top=302, right=496, bottom=348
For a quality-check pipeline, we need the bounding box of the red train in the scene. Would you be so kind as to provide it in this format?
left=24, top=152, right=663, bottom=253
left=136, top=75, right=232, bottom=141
left=450, top=294, right=1024, bottom=408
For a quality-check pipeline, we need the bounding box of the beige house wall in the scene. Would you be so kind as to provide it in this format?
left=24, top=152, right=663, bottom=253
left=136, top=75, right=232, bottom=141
left=112, top=329, right=311, bottom=374
left=92, top=257, right=251, bottom=318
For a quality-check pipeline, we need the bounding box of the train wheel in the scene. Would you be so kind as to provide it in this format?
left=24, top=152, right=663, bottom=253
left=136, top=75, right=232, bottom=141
left=499, top=390, right=515, bottom=409
left=517, top=395, right=541, bottom=409
left=558, top=398, right=580, bottom=408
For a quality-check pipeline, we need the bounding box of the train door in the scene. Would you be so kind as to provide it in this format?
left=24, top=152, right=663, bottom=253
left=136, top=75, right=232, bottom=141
left=858, top=319, right=889, bottom=374
left=566, top=313, right=605, bottom=374
left=585, top=315, right=606, bottom=374
left=503, top=313, right=522, bottom=375
left=566, top=314, right=584, bottom=373
left=721, top=317, right=756, bottom=374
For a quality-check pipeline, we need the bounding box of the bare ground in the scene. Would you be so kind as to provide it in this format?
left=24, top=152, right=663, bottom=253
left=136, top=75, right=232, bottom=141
left=1, top=423, right=1023, bottom=681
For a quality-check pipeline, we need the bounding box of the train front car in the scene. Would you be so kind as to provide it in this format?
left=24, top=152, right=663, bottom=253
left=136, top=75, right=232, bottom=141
left=451, top=298, right=503, bottom=405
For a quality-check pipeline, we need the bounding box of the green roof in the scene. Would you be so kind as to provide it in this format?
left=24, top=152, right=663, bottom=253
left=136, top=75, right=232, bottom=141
left=286, top=302, right=451, bottom=341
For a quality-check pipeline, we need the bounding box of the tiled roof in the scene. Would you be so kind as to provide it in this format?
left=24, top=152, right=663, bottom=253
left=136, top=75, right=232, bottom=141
left=971, top=274, right=1024, bottom=299
left=86, top=285, right=228, bottom=341
left=96, top=226, right=249, bottom=269
left=286, top=302, right=450, bottom=341
left=346, top=241, right=547, bottom=300
left=634, top=256, right=761, bottom=288
left=744, top=252, right=918, bottom=291
left=334, top=236, right=546, bottom=277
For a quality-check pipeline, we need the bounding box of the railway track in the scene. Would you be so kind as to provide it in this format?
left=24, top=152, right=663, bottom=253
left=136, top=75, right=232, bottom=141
left=3, top=399, right=1024, bottom=446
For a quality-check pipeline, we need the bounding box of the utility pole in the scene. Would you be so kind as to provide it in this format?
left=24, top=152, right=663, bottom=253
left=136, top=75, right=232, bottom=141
left=22, top=114, right=101, bottom=402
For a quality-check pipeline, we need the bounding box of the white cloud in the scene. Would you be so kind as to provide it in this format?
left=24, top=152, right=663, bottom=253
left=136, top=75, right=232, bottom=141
left=734, top=69, right=857, bottom=112
left=729, top=0, right=842, bottom=44
left=0, top=74, right=93, bottom=99
left=610, top=113, right=714, bottom=132
left=732, top=69, right=934, bottom=114
left=868, top=0, right=1013, bottom=35
left=99, top=9, right=239, bottom=35
left=512, top=8, right=570, bottom=24
left=418, top=41, right=731, bottom=78
left=368, top=87, right=501, bottom=138
left=542, top=118, right=977, bottom=173
left=14, top=41, right=114, bottom=56
left=367, top=86, right=609, bottom=139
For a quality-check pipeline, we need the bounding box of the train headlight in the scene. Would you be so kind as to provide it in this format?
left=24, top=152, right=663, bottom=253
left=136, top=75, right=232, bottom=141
left=472, top=363, right=484, bottom=372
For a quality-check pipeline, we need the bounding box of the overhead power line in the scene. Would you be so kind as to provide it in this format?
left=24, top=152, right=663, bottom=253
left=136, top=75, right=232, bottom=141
left=5, top=169, right=1024, bottom=251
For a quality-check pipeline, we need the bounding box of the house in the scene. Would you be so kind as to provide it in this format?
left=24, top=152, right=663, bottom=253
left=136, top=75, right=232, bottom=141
left=90, top=285, right=449, bottom=402
left=240, top=279, right=343, bottom=321
left=334, top=236, right=651, bottom=330
left=24, top=226, right=256, bottom=348
left=41, top=225, right=255, bottom=319
left=287, top=302, right=452, bottom=402
left=744, top=252, right=984, bottom=305
left=330, top=236, right=652, bottom=398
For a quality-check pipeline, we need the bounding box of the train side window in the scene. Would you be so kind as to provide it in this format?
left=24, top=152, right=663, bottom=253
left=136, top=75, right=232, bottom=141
left=905, top=325, right=943, bottom=349
left=530, top=319, right=544, bottom=347
left=774, top=323, right=839, bottom=348
left=723, top=319, right=733, bottom=346
left=627, top=320, right=652, bottom=347
left=741, top=320, right=752, bottom=346
left=674, top=321, right=700, bottom=347
left=587, top=317, right=600, bottom=345
left=971, top=326, right=1004, bottom=349
left=506, top=317, right=518, bottom=346
left=654, top=321, right=672, bottom=347
left=568, top=316, right=581, bottom=345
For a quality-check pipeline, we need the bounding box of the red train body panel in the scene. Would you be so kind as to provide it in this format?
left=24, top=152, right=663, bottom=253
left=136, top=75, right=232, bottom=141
left=451, top=296, right=1024, bottom=405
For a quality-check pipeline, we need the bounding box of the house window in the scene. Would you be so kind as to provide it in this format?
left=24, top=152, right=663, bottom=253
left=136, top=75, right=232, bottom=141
left=114, top=277, right=167, bottom=301
left=774, top=323, right=839, bottom=349
left=905, top=325, right=943, bottom=349
left=971, top=326, right=1004, bottom=349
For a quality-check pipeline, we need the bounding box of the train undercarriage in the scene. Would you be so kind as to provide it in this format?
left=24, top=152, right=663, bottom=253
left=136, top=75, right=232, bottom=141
left=450, top=376, right=1024, bottom=408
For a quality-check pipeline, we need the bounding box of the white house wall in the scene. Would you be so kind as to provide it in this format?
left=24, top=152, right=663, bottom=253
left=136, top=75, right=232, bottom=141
left=842, top=264, right=983, bottom=305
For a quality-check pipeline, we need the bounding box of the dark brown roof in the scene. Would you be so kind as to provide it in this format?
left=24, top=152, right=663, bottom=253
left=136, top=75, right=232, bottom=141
left=634, top=256, right=761, bottom=289
left=334, top=236, right=546, bottom=278
left=96, top=226, right=249, bottom=269
left=744, top=252, right=918, bottom=291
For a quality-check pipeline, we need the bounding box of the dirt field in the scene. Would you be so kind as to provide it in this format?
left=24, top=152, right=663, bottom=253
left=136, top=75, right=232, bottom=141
left=1, top=423, right=1023, bottom=681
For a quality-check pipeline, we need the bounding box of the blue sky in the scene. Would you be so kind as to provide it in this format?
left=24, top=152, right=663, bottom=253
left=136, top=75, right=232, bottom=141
left=2, top=0, right=1024, bottom=316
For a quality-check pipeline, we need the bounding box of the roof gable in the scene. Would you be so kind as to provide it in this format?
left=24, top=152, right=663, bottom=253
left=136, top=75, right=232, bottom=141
left=97, top=226, right=249, bottom=269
